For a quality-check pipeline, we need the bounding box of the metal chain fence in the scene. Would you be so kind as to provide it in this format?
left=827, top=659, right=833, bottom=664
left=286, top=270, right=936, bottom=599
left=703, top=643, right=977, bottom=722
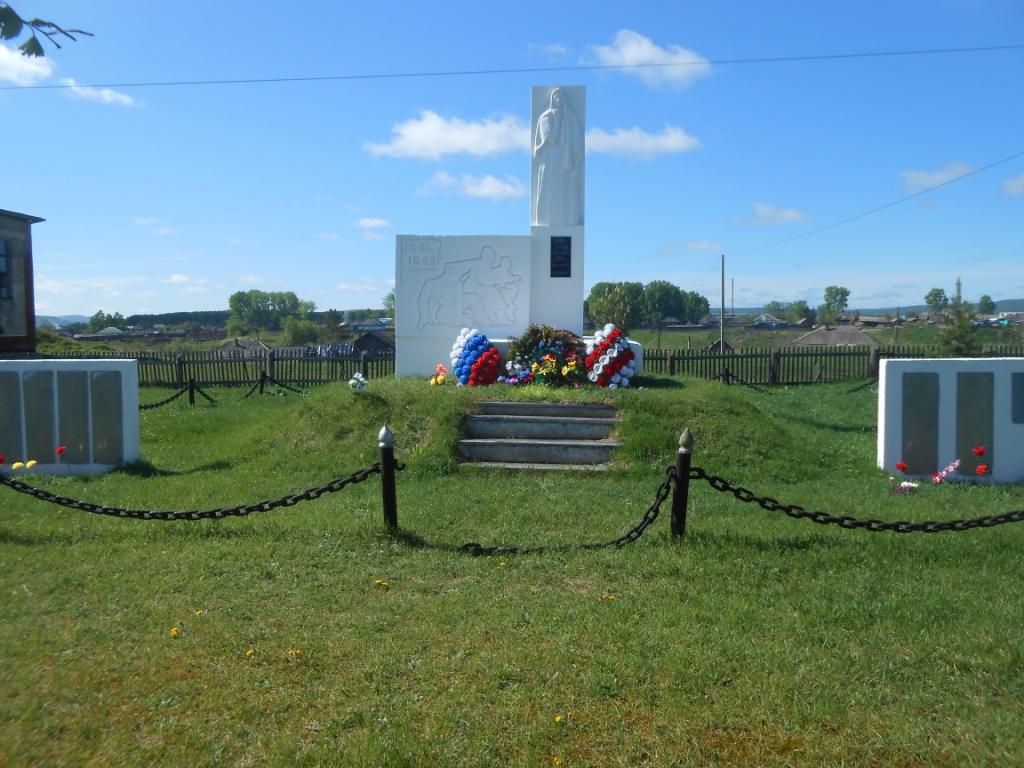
left=138, top=387, right=190, bottom=411
left=689, top=465, right=1024, bottom=532
left=0, top=463, right=384, bottom=521
left=456, top=465, right=676, bottom=556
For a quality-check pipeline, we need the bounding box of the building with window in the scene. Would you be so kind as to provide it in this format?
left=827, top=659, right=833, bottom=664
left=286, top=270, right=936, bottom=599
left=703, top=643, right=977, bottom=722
left=0, top=209, right=43, bottom=352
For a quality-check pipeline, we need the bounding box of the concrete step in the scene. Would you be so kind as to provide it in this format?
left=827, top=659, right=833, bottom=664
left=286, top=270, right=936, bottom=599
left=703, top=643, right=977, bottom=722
left=476, top=401, right=616, bottom=419
left=463, top=414, right=617, bottom=440
left=460, top=461, right=610, bottom=472
left=458, top=437, right=619, bottom=465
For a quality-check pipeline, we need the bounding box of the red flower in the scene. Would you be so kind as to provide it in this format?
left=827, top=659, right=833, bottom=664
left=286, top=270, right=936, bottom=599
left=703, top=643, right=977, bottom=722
left=0, top=454, right=5, bottom=465
left=56, top=445, right=67, bottom=457
left=972, top=445, right=985, bottom=457
left=895, top=461, right=907, bottom=473
left=976, top=464, right=989, bottom=476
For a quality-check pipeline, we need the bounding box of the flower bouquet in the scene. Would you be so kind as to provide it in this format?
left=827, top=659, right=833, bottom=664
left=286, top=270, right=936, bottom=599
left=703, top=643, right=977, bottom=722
left=450, top=328, right=503, bottom=386
left=503, top=324, right=586, bottom=387
left=585, top=324, right=635, bottom=388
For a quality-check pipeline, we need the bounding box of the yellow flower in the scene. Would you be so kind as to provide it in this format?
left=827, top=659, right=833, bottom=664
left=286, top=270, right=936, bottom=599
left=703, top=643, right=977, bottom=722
left=437, top=374, right=445, bottom=384
left=288, top=648, right=302, bottom=659
left=245, top=646, right=255, bottom=658
left=498, top=560, right=508, bottom=568
left=554, top=713, right=564, bottom=723
left=552, top=758, right=564, bottom=766
left=194, top=609, right=204, bottom=616
left=374, top=578, right=391, bottom=589
left=11, top=461, right=25, bottom=470
left=25, top=460, right=37, bottom=469
left=170, top=627, right=180, bottom=639
left=599, top=594, right=616, bottom=601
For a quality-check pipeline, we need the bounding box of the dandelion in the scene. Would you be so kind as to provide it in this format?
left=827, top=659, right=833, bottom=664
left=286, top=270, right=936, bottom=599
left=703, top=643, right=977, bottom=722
left=554, top=714, right=563, bottom=723
left=374, top=578, right=391, bottom=590
left=599, top=593, right=616, bottom=601
left=193, top=609, right=204, bottom=616
left=170, top=627, right=180, bottom=639
left=552, top=758, right=564, bottom=766
left=245, top=646, right=255, bottom=659
left=288, top=648, right=302, bottom=659
left=498, top=560, right=508, bottom=569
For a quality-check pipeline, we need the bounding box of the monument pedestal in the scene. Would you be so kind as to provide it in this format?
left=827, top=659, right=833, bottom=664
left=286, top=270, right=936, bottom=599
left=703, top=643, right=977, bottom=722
left=529, top=225, right=584, bottom=334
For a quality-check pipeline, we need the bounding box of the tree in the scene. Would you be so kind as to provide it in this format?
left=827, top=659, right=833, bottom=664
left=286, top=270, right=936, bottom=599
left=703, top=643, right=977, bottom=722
left=642, top=280, right=684, bottom=327
left=0, top=3, right=91, bottom=57
left=382, top=290, right=395, bottom=317
left=227, top=290, right=314, bottom=333
left=924, top=288, right=949, bottom=315
left=283, top=317, right=319, bottom=346
left=817, top=285, right=850, bottom=325
left=318, top=309, right=347, bottom=343
left=87, top=310, right=124, bottom=332
left=680, top=290, right=710, bottom=324
left=938, top=295, right=979, bottom=356
left=977, top=294, right=996, bottom=315
left=586, top=283, right=639, bottom=332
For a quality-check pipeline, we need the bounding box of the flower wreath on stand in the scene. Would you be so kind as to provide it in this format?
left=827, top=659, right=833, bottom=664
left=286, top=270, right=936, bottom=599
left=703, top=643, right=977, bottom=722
left=585, top=324, right=635, bottom=388
left=449, top=328, right=503, bottom=386
left=503, top=324, right=586, bottom=386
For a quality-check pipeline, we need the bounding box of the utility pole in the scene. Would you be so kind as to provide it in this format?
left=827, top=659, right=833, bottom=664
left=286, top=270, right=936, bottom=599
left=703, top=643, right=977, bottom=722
left=719, top=254, right=725, bottom=356
left=955, top=276, right=962, bottom=304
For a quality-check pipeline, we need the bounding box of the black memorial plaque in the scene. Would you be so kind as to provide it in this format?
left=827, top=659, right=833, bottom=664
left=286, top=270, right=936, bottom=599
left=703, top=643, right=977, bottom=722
left=550, top=236, right=572, bottom=278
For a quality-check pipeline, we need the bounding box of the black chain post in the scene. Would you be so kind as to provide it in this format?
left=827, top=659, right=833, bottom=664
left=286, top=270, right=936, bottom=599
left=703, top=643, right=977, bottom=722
left=672, top=428, right=694, bottom=538
left=360, top=351, right=369, bottom=380
left=188, top=378, right=196, bottom=407
left=259, top=371, right=266, bottom=396
left=378, top=424, right=398, bottom=529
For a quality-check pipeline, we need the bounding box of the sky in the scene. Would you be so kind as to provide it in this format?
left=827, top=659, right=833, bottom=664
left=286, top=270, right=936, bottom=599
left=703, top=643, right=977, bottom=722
left=2, top=0, right=1023, bottom=318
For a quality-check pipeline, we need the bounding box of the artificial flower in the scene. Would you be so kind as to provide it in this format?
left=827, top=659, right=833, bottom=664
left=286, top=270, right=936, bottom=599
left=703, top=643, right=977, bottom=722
left=55, top=445, right=67, bottom=457
left=972, top=445, right=986, bottom=457
left=895, top=461, right=907, bottom=473
left=976, top=464, right=989, bottom=476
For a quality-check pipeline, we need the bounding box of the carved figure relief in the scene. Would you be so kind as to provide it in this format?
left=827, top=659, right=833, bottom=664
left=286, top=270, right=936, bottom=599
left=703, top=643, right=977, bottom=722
left=416, top=245, right=522, bottom=329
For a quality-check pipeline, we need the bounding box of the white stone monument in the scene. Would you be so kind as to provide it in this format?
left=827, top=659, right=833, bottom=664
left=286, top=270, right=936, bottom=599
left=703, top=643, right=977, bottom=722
left=877, top=358, right=1024, bottom=483
left=0, top=359, right=141, bottom=475
left=395, top=86, right=592, bottom=377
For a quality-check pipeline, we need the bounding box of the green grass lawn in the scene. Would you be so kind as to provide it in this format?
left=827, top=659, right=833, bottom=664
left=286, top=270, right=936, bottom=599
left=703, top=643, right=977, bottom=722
left=2, top=378, right=1023, bottom=766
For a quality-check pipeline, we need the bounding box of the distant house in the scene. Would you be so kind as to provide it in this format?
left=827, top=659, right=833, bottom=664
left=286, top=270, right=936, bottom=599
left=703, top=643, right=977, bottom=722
left=856, top=316, right=896, bottom=328
left=353, top=330, right=395, bottom=355
left=749, top=313, right=786, bottom=329
left=0, top=209, right=44, bottom=352
left=95, top=326, right=124, bottom=338
left=791, top=326, right=879, bottom=348
left=704, top=338, right=734, bottom=353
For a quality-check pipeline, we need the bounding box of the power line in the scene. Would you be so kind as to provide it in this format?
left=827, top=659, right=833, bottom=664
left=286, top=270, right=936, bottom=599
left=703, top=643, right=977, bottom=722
left=731, top=149, right=1024, bottom=257
left=2, top=43, right=1022, bottom=91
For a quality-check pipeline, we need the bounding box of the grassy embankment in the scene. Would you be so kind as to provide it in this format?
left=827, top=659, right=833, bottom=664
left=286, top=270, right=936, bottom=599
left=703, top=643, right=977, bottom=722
left=1, top=377, right=1022, bottom=766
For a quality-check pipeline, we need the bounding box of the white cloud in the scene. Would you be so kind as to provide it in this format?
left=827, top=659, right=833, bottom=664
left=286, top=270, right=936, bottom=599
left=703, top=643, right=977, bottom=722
left=355, top=217, right=391, bottom=240
left=60, top=77, right=135, bottom=107
left=239, top=275, right=262, bottom=285
left=748, top=202, right=808, bottom=225
left=586, top=125, right=700, bottom=158
left=337, top=279, right=378, bottom=292
left=900, top=162, right=974, bottom=193
left=167, top=274, right=191, bottom=284
left=0, top=44, right=54, bottom=86
left=315, top=232, right=342, bottom=241
left=591, top=29, right=712, bottom=89
left=528, top=42, right=569, bottom=59
left=365, top=111, right=529, bottom=159
left=685, top=240, right=724, bottom=253
left=166, top=274, right=207, bottom=293
left=424, top=171, right=527, bottom=201
left=154, top=227, right=177, bottom=236
left=1002, top=173, right=1024, bottom=197
left=35, top=273, right=147, bottom=297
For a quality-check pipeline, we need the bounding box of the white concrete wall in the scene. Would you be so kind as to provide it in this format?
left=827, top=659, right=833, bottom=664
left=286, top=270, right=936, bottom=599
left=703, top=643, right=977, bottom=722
left=395, top=235, right=531, bottom=377
left=529, top=225, right=584, bottom=335
left=0, top=359, right=140, bottom=475
left=878, top=358, right=1024, bottom=483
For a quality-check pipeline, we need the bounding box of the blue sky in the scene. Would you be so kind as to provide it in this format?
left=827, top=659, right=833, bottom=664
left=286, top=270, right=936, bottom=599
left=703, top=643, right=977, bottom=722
left=2, top=0, right=1022, bottom=317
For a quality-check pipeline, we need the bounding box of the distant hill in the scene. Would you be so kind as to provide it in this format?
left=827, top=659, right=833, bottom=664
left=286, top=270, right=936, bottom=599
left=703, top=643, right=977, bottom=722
left=36, top=314, right=89, bottom=328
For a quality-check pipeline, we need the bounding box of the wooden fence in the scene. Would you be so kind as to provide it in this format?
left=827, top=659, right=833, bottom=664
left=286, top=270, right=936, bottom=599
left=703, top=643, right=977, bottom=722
left=6, top=343, right=1024, bottom=387
left=2, top=349, right=396, bottom=387
left=641, top=344, right=1024, bottom=385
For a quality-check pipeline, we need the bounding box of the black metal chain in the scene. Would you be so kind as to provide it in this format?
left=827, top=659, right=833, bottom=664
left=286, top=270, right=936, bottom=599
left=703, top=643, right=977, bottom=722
left=715, top=369, right=773, bottom=394
left=846, top=377, right=878, bottom=394
left=269, top=377, right=309, bottom=395
left=689, top=466, right=1024, bottom=533
left=139, top=387, right=189, bottom=411
left=0, top=463, right=383, bottom=521
left=242, top=378, right=263, bottom=399
left=457, top=465, right=676, bottom=556
left=193, top=384, right=218, bottom=404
